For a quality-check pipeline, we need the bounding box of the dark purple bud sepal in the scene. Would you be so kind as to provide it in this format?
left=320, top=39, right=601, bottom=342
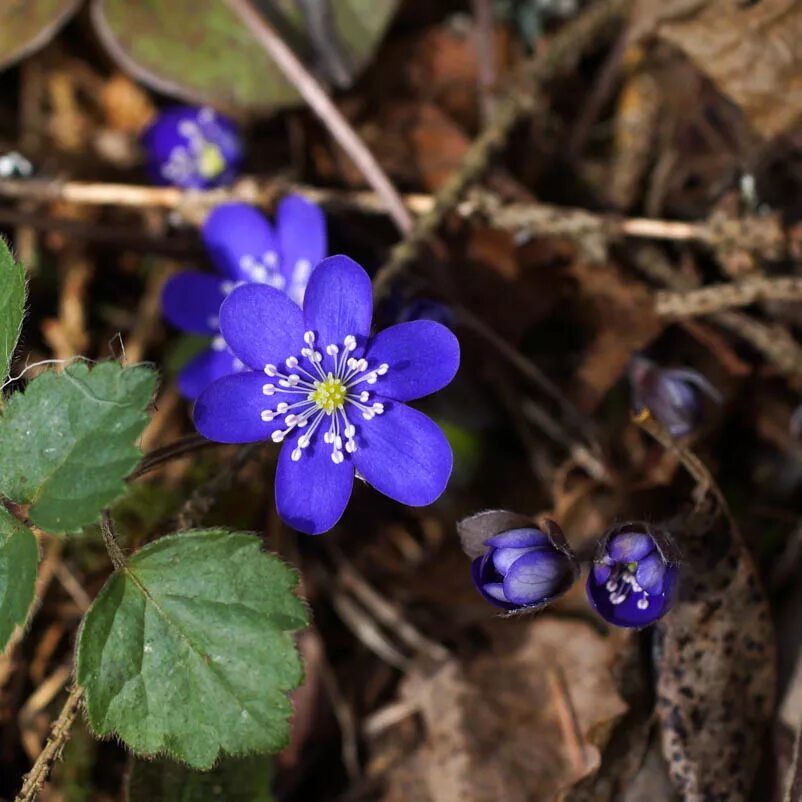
left=629, top=356, right=721, bottom=438
left=458, top=510, right=579, bottom=614
left=586, top=522, right=679, bottom=628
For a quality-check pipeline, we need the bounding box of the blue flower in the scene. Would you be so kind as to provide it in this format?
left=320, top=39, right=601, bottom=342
left=629, top=355, right=721, bottom=438
left=161, top=197, right=327, bottom=399
left=459, top=511, right=579, bottom=612
left=586, top=523, right=678, bottom=628
left=141, top=105, right=243, bottom=189
left=193, top=256, right=461, bottom=535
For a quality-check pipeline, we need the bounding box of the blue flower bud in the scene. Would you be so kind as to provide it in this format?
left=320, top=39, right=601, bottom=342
left=629, top=356, right=721, bottom=438
left=141, top=105, right=243, bottom=189
left=459, top=511, right=579, bottom=613
left=586, top=523, right=678, bottom=628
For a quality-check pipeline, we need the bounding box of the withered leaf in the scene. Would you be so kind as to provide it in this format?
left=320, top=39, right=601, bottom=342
left=380, top=619, right=629, bottom=802
left=655, top=510, right=775, bottom=802
left=635, top=0, right=802, bottom=140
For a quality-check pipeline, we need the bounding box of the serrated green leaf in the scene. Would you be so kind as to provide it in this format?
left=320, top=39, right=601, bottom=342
left=77, top=530, right=309, bottom=769
left=90, top=0, right=398, bottom=112
left=0, top=506, right=39, bottom=651
left=0, top=238, right=26, bottom=384
left=127, top=753, right=274, bottom=802
left=0, top=0, right=82, bottom=72
left=0, top=362, right=157, bottom=533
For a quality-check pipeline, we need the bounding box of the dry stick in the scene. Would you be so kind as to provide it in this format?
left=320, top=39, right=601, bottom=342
left=224, top=0, right=412, bottom=235
left=0, top=178, right=434, bottom=217
left=371, top=0, right=630, bottom=301
left=631, top=245, right=802, bottom=382
left=656, top=276, right=802, bottom=318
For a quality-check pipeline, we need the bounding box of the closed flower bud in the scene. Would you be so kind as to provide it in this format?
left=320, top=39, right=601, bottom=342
left=629, top=355, right=721, bottom=438
left=586, top=522, right=679, bottom=628
left=458, top=511, right=579, bottom=613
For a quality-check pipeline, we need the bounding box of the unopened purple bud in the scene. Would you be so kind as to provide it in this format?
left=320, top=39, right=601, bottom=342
left=629, top=356, right=721, bottom=438
left=460, top=512, right=579, bottom=613
left=141, top=105, right=243, bottom=189
left=586, top=522, right=678, bottom=628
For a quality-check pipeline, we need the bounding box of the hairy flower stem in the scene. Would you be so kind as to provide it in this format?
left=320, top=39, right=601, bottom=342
left=14, top=685, right=84, bottom=802
left=100, top=509, right=126, bottom=571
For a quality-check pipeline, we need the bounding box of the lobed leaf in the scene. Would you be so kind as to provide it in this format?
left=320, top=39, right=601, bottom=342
left=0, top=362, right=156, bottom=533
left=77, top=530, right=309, bottom=769
left=0, top=507, right=38, bottom=652
left=127, top=753, right=274, bottom=802
left=0, top=0, right=82, bottom=73
left=0, top=238, right=26, bottom=384
left=90, top=0, right=399, bottom=112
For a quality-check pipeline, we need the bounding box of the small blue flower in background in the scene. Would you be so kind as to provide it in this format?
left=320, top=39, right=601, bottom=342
left=141, top=105, right=243, bottom=189
left=397, top=298, right=455, bottom=328
left=629, top=355, right=721, bottom=438
left=193, top=255, right=461, bottom=535
left=161, top=197, right=327, bottom=399
left=586, top=523, right=678, bottom=628
left=458, top=511, right=579, bottom=613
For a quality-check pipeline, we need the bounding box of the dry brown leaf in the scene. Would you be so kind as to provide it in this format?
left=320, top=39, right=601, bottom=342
left=656, top=510, right=776, bottom=802
left=569, top=260, right=664, bottom=412
left=380, top=618, right=628, bottom=802
left=635, top=0, right=802, bottom=139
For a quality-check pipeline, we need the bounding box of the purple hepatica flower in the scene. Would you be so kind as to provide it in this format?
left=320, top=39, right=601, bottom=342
left=141, top=105, right=243, bottom=189
left=629, top=355, right=721, bottom=438
left=586, top=523, right=679, bottom=628
left=459, top=511, right=579, bottom=613
left=162, top=197, right=327, bottom=399
left=193, top=255, right=460, bottom=535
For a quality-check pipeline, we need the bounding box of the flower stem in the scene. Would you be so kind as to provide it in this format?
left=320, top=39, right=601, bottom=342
left=100, top=510, right=126, bottom=571
left=14, top=685, right=84, bottom=802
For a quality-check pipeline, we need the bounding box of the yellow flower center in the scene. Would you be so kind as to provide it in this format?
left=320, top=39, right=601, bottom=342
left=309, top=374, right=347, bottom=414
left=198, top=142, right=226, bottom=179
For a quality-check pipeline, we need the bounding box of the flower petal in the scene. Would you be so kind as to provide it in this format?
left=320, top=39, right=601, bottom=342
left=161, top=271, right=228, bottom=335
left=303, top=255, right=372, bottom=353
left=219, top=284, right=304, bottom=370
left=177, top=346, right=240, bottom=400
left=364, top=320, right=460, bottom=401
left=485, top=528, right=549, bottom=549
left=276, top=195, right=327, bottom=303
left=202, top=203, right=283, bottom=285
left=275, top=436, right=354, bottom=534
left=635, top=552, right=667, bottom=595
left=471, top=554, right=514, bottom=610
left=193, top=372, right=294, bottom=443
left=352, top=401, right=452, bottom=507
left=502, top=550, right=572, bottom=606
left=607, top=532, right=655, bottom=563
left=492, top=546, right=532, bottom=576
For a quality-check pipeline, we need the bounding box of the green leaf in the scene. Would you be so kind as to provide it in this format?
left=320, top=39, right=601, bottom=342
left=0, top=238, right=26, bottom=384
left=127, top=754, right=275, bottom=802
left=0, top=506, right=39, bottom=651
left=0, top=362, right=156, bottom=533
left=90, top=0, right=399, bottom=112
left=0, top=0, right=82, bottom=72
left=76, top=530, right=309, bottom=769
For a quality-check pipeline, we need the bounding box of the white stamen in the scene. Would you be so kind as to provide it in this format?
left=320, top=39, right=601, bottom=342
left=263, top=384, right=276, bottom=396
left=264, top=364, right=278, bottom=377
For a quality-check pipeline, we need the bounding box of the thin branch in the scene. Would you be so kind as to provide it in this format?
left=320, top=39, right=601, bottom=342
left=371, top=0, right=630, bottom=300
left=656, top=276, right=802, bottom=318
left=15, top=685, right=84, bottom=802
left=223, top=0, right=412, bottom=234
left=128, top=433, right=217, bottom=481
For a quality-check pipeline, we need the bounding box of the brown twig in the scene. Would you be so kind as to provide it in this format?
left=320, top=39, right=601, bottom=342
left=656, top=276, right=802, bottom=318
left=371, top=0, right=630, bottom=300
left=223, top=0, right=412, bottom=234
left=14, top=685, right=84, bottom=802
